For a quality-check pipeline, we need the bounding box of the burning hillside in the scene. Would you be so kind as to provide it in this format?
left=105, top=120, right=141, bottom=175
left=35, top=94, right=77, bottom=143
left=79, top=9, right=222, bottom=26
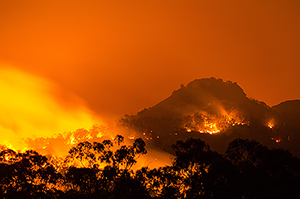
left=120, top=78, right=300, bottom=156
left=182, top=109, right=248, bottom=134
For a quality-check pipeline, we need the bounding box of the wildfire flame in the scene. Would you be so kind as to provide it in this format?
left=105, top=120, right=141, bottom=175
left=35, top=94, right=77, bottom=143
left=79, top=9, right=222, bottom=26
left=182, top=109, right=247, bottom=134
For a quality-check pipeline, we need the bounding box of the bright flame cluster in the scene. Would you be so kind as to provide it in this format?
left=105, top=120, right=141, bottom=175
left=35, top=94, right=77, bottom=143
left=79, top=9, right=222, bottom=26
left=183, top=110, right=248, bottom=134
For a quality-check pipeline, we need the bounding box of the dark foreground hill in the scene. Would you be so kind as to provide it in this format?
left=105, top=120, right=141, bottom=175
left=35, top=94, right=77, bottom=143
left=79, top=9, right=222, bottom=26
left=272, top=100, right=300, bottom=129
left=120, top=77, right=300, bottom=156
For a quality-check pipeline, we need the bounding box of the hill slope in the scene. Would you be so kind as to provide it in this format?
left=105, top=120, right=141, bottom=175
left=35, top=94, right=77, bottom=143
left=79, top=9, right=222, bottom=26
left=139, top=78, right=280, bottom=122
left=120, top=77, right=300, bottom=156
left=272, top=100, right=300, bottom=129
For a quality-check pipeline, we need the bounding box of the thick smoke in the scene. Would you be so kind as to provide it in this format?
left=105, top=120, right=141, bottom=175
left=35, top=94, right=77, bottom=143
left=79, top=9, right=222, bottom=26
left=0, top=65, right=172, bottom=168
left=0, top=65, right=100, bottom=151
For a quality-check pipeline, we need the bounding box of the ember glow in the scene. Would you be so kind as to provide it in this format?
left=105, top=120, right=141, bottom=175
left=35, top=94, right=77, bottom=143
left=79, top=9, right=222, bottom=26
left=267, top=119, right=275, bottom=129
left=271, top=137, right=281, bottom=143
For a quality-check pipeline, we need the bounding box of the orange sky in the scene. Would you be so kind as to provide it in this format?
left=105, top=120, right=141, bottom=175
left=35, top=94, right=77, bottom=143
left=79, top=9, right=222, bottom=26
left=1, top=0, right=299, bottom=118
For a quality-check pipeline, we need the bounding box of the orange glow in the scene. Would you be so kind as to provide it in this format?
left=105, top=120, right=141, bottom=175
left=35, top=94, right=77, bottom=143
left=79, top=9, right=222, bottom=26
left=183, top=109, right=247, bottom=134
left=267, top=119, right=275, bottom=129
left=0, top=1, right=299, bottom=117
left=0, top=66, right=101, bottom=152
left=0, top=1, right=299, bottom=173
left=271, top=137, right=281, bottom=143
left=128, top=135, right=136, bottom=140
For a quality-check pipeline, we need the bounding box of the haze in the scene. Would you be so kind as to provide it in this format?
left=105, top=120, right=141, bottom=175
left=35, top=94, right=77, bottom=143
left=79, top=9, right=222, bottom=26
left=1, top=0, right=299, bottom=118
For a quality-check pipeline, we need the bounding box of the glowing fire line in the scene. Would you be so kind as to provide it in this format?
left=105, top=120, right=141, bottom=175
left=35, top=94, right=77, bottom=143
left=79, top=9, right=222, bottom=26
left=182, top=110, right=248, bottom=134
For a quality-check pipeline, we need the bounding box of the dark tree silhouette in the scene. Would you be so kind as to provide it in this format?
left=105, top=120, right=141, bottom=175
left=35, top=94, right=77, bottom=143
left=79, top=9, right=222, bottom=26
left=0, top=150, right=60, bottom=198
left=66, top=135, right=146, bottom=170
left=1, top=135, right=300, bottom=198
left=62, top=135, right=148, bottom=198
left=170, top=138, right=244, bottom=198
left=226, top=138, right=300, bottom=199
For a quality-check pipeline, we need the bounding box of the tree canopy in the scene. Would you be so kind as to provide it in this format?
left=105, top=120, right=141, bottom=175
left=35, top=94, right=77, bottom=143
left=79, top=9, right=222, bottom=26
left=0, top=135, right=299, bottom=198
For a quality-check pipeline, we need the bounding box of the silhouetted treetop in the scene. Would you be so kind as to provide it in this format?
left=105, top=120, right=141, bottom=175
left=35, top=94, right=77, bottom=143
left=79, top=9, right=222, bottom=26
left=1, top=136, right=300, bottom=198
left=66, top=135, right=147, bottom=171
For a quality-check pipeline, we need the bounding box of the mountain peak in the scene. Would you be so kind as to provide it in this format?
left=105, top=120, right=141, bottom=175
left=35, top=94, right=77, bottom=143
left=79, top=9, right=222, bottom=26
left=179, top=77, right=246, bottom=101
left=140, top=78, right=251, bottom=118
